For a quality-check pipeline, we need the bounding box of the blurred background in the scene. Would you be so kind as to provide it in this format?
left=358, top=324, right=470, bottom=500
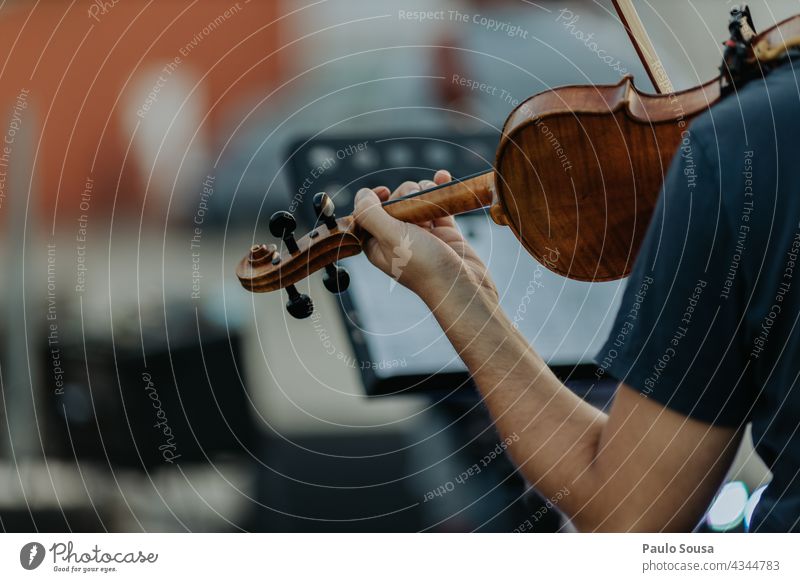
left=0, top=0, right=792, bottom=532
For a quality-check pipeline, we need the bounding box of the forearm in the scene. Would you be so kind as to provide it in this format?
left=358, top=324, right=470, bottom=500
left=356, top=180, right=734, bottom=531
left=422, top=276, right=611, bottom=527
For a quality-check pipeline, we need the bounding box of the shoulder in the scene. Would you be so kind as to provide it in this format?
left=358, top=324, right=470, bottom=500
left=690, top=61, right=800, bottom=150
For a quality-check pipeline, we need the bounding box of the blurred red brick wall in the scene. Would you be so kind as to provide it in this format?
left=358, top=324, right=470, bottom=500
left=0, top=0, right=286, bottom=225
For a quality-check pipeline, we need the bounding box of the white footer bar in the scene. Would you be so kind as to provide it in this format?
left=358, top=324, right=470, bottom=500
left=1, top=533, right=796, bottom=581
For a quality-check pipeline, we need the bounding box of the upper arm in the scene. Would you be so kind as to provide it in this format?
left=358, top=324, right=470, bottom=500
left=583, top=128, right=755, bottom=530
left=575, top=383, right=743, bottom=532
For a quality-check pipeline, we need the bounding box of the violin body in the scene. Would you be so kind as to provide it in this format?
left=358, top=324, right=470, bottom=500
left=497, top=8, right=800, bottom=281
left=493, top=75, right=719, bottom=281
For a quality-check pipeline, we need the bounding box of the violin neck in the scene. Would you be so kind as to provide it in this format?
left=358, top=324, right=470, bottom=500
left=380, top=170, right=495, bottom=223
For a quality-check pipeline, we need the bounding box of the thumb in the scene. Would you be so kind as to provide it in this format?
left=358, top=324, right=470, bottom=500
left=353, top=188, right=405, bottom=244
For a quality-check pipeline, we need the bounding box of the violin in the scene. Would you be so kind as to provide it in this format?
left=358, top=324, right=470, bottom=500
left=237, top=1, right=800, bottom=319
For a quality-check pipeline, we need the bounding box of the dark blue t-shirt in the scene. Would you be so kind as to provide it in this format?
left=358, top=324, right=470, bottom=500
left=597, top=60, right=800, bottom=532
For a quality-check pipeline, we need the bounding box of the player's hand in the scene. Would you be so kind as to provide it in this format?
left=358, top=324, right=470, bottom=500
left=353, top=170, right=498, bottom=307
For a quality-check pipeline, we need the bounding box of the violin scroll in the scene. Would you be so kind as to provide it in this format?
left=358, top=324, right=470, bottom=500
left=236, top=194, right=363, bottom=318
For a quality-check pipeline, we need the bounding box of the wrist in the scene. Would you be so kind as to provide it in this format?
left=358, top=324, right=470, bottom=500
left=420, top=269, right=501, bottom=323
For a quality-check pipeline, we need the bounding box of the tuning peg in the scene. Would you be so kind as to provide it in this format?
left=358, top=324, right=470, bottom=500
left=269, top=211, right=299, bottom=253
left=313, top=192, right=338, bottom=230
left=323, top=264, right=350, bottom=294
left=285, top=284, right=313, bottom=319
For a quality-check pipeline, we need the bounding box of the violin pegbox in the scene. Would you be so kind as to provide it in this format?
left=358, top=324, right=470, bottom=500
left=313, top=192, right=351, bottom=296
left=269, top=210, right=314, bottom=319
left=236, top=192, right=362, bottom=319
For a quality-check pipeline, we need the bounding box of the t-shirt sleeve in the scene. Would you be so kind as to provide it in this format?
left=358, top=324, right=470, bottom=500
left=596, top=128, right=754, bottom=427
